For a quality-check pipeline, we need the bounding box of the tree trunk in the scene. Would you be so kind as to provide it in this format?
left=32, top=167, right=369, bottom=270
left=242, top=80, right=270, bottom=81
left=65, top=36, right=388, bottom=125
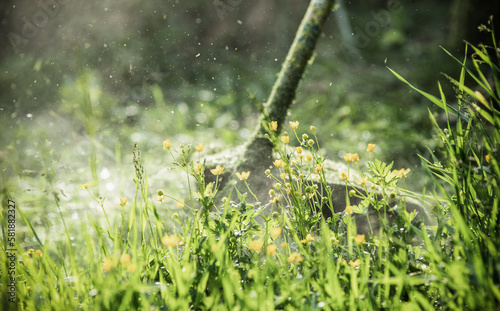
left=234, top=0, right=335, bottom=176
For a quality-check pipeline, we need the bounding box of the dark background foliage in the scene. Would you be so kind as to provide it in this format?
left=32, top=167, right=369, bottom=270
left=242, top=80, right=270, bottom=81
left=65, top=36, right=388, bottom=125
left=0, top=0, right=499, bottom=193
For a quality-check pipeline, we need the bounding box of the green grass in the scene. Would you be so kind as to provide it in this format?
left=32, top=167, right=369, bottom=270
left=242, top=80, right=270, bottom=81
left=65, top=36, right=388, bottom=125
left=1, top=20, right=500, bottom=311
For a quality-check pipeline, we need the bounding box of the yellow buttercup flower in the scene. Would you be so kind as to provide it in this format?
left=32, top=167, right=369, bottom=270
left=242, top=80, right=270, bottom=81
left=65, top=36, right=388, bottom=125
left=354, top=177, right=368, bottom=186
left=175, top=198, right=185, bottom=208
left=273, top=159, right=285, bottom=168
left=249, top=240, right=263, bottom=252
left=343, top=153, right=359, bottom=162
left=310, top=125, right=316, bottom=131
left=120, top=197, right=128, bottom=206
left=120, top=254, right=131, bottom=266
left=296, top=146, right=303, bottom=154
left=195, top=143, right=204, bottom=152
left=349, top=259, right=361, bottom=267
left=280, top=173, right=287, bottom=179
left=485, top=154, right=491, bottom=163
left=161, top=234, right=181, bottom=247
left=354, top=234, right=365, bottom=244
left=193, top=163, right=203, bottom=174
left=314, top=163, right=325, bottom=174
left=340, top=172, right=349, bottom=181
left=289, top=121, right=299, bottom=129
left=154, top=195, right=166, bottom=202
left=163, top=139, right=172, bottom=149
left=367, top=144, right=376, bottom=152
left=127, top=263, right=137, bottom=273
left=345, top=205, right=353, bottom=214
left=393, top=168, right=411, bottom=178
left=270, top=196, right=280, bottom=204
left=210, top=165, right=224, bottom=176
left=78, top=181, right=93, bottom=190
left=270, top=227, right=282, bottom=238
left=235, top=171, right=251, bottom=181
left=266, top=244, right=277, bottom=256
left=103, top=257, right=114, bottom=272
left=287, top=252, right=304, bottom=263
left=300, top=234, right=314, bottom=244
left=281, top=241, right=288, bottom=249
left=281, top=135, right=290, bottom=144
left=269, top=121, right=278, bottom=131
left=305, top=154, right=313, bottom=162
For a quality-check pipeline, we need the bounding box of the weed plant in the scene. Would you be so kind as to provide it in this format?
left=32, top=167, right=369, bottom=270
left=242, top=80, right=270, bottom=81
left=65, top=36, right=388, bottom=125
left=2, top=23, right=500, bottom=310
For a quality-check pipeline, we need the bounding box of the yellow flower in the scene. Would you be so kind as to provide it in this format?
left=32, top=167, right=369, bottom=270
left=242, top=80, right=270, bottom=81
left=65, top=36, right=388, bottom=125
left=289, top=121, right=299, bottom=129
left=305, top=154, right=313, bottom=162
left=281, top=241, right=288, bottom=249
left=343, top=153, right=359, bottom=162
left=485, top=154, right=491, bottom=163
left=393, top=168, right=411, bottom=178
left=175, top=198, right=185, bottom=208
left=127, top=263, right=137, bottom=273
left=163, top=139, right=172, bottom=149
left=287, top=252, right=304, bottom=263
left=354, top=234, right=365, bottom=244
left=296, top=146, right=303, bottom=154
left=310, top=125, right=316, bottom=131
left=103, top=257, right=114, bottom=272
left=249, top=240, right=263, bottom=252
left=342, top=259, right=347, bottom=266
left=273, top=159, right=285, bottom=168
left=161, top=234, right=181, bottom=247
left=345, top=205, right=353, bottom=214
left=314, top=163, right=325, bottom=174
left=78, top=181, right=93, bottom=189
left=154, top=195, right=166, bottom=202
left=195, top=143, right=204, bottom=152
left=349, top=259, right=361, bottom=267
left=120, top=254, right=131, bottom=266
left=235, top=171, right=251, bottom=181
left=270, top=196, right=280, bottom=204
left=280, top=173, right=287, bottom=179
left=210, top=165, right=224, bottom=176
left=340, top=172, right=349, bottom=181
left=300, top=233, right=314, bottom=244
left=193, top=163, right=203, bottom=174
left=120, top=197, right=128, bottom=206
left=266, top=244, right=278, bottom=255
left=367, top=144, right=376, bottom=152
left=269, top=121, right=278, bottom=131
left=270, top=227, right=282, bottom=238
left=281, top=135, right=290, bottom=144
left=34, top=250, right=42, bottom=257
left=354, top=177, right=368, bottom=186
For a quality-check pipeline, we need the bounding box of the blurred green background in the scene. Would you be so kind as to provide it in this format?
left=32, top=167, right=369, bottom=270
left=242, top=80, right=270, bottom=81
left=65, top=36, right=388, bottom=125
left=0, top=0, right=498, bottom=241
